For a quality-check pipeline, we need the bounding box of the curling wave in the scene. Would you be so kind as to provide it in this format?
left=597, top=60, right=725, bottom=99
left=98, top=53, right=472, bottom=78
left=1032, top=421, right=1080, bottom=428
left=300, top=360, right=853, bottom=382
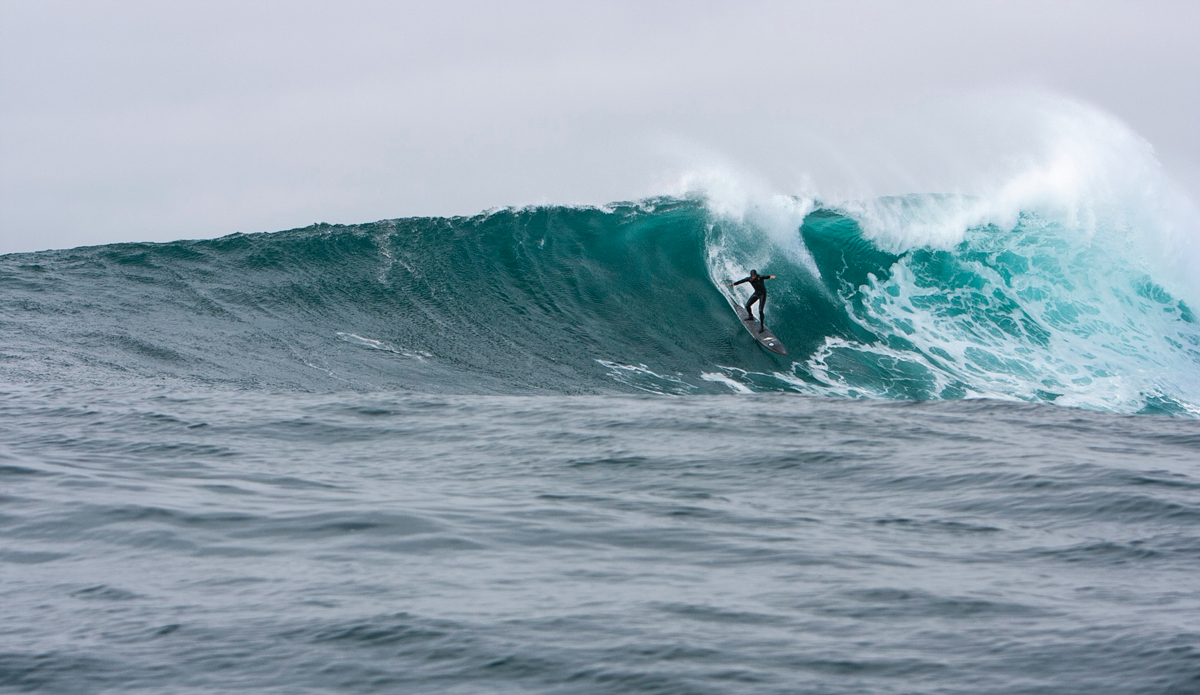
left=2, top=187, right=1199, bottom=414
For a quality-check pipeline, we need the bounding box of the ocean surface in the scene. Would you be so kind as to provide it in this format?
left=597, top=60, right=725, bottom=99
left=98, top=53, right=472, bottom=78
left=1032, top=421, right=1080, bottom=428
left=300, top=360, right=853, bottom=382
left=3, top=193, right=1200, bottom=693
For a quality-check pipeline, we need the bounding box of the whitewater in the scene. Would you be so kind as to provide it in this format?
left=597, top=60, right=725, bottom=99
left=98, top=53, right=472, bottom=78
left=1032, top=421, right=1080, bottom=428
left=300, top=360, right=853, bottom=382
left=3, top=102, right=1200, bottom=694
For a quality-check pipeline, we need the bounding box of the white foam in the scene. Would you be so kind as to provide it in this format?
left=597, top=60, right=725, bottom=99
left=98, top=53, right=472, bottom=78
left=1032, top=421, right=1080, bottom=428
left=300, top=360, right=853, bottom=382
left=675, top=164, right=820, bottom=282
left=595, top=359, right=695, bottom=395
left=699, top=371, right=753, bottom=394
left=835, top=96, right=1200, bottom=306
left=336, top=332, right=432, bottom=360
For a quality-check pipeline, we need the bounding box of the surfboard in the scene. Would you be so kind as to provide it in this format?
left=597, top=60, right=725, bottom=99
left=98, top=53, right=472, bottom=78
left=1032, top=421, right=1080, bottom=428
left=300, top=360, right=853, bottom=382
left=735, top=306, right=787, bottom=355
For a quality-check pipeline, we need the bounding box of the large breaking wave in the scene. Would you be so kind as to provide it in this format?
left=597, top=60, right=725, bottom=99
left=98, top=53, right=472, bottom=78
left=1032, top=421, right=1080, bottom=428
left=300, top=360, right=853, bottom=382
left=0, top=194, right=1196, bottom=414
left=3, top=100, right=1199, bottom=414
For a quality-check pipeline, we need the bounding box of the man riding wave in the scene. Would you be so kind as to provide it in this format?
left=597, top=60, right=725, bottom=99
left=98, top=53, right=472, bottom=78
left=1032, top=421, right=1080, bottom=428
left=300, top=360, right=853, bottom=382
left=728, top=269, right=775, bottom=333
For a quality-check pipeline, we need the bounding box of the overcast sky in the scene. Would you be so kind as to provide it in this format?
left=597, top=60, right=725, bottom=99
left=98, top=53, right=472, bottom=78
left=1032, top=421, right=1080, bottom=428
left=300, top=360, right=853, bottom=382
left=2, top=0, right=1199, bottom=254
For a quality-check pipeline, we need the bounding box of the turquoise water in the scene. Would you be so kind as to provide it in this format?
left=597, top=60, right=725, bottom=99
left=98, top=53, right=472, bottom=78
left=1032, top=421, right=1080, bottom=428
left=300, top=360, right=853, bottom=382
left=3, top=195, right=1200, bottom=693
left=3, top=197, right=1197, bottom=411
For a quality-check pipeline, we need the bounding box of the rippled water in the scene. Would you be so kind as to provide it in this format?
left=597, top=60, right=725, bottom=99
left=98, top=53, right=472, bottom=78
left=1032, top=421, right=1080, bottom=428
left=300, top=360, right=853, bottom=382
left=3, top=385, right=1199, bottom=693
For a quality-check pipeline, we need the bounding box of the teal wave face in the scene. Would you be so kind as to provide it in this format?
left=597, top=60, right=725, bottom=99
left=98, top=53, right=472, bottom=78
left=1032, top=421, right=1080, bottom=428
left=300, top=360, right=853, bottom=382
left=1, top=199, right=748, bottom=394
left=1, top=196, right=1197, bottom=413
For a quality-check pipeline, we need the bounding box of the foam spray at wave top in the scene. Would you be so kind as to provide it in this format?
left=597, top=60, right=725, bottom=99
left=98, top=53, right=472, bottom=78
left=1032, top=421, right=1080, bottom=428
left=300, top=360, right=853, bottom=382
left=695, top=98, right=1200, bottom=415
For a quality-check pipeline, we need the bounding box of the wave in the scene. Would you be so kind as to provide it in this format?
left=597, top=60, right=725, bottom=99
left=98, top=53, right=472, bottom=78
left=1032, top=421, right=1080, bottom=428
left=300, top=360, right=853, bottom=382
left=2, top=99, right=1198, bottom=412
left=2, top=185, right=1199, bottom=415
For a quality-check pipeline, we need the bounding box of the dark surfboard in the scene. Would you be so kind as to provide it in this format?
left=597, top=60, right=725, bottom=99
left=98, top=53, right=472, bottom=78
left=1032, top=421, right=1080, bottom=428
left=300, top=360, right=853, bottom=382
left=735, top=306, right=787, bottom=355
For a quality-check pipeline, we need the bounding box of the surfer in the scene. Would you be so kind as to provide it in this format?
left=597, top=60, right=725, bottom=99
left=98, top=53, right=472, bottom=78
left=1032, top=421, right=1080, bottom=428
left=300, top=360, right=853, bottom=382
left=729, top=270, right=775, bottom=332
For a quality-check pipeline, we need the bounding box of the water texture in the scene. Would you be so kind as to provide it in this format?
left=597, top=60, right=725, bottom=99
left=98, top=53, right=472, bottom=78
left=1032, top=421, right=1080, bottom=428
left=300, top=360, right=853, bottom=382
left=2, top=187, right=1200, bottom=693
left=2, top=387, right=1199, bottom=694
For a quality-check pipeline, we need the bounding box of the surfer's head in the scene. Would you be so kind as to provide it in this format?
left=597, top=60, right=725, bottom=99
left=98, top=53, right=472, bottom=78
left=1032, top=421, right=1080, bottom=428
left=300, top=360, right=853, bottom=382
left=749, top=269, right=758, bottom=278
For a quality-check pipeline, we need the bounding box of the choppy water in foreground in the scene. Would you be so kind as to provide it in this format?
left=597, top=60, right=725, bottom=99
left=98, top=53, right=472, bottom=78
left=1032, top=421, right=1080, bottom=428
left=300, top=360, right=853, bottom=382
left=3, top=385, right=1199, bottom=694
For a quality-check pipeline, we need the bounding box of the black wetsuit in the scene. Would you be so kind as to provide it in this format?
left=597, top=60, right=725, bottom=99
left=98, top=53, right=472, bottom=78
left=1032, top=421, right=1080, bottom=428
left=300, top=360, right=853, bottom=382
left=733, top=275, right=769, bottom=324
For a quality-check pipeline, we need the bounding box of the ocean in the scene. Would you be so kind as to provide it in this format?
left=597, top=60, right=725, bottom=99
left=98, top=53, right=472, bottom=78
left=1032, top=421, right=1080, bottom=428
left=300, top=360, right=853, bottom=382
left=2, top=193, right=1200, bottom=693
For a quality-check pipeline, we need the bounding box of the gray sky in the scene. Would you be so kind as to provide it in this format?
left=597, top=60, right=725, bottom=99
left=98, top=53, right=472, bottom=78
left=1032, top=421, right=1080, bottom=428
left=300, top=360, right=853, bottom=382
left=2, top=0, right=1199, bottom=254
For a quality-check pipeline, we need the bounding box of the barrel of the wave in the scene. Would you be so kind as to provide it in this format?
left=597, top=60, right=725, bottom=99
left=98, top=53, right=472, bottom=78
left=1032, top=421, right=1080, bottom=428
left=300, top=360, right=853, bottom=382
left=728, top=271, right=787, bottom=355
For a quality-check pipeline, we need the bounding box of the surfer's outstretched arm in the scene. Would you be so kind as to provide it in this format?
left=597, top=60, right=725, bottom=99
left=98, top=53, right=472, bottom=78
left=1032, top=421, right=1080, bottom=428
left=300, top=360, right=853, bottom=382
left=729, top=277, right=750, bottom=286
